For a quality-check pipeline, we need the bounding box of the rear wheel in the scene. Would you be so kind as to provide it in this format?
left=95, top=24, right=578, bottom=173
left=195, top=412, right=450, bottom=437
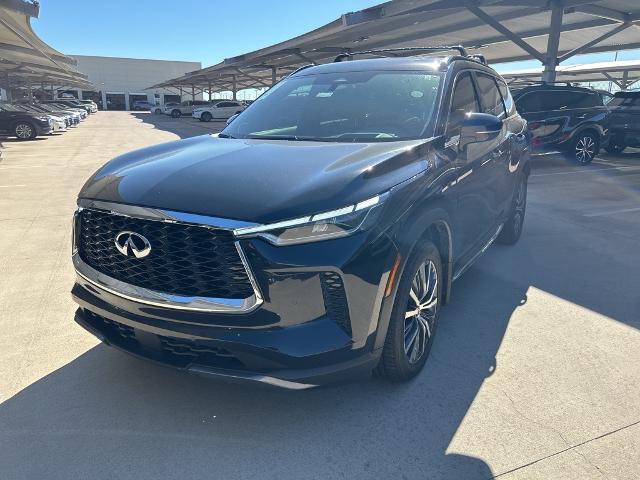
left=569, top=132, right=599, bottom=164
left=497, top=174, right=527, bottom=245
left=171, top=109, right=181, bottom=118
left=201, top=112, right=212, bottom=122
left=605, top=141, right=626, bottom=155
left=14, top=122, right=36, bottom=140
left=376, top=240, right=441, bottom=382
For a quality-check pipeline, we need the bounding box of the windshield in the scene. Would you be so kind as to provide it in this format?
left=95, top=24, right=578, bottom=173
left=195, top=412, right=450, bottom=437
left=222, top=70, right=442, bottom=142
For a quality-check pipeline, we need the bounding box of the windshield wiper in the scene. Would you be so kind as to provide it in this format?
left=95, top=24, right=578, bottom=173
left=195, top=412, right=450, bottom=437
left=246, top=134, right=326, bottom=141
left=217, top=132, right=236, bottom=139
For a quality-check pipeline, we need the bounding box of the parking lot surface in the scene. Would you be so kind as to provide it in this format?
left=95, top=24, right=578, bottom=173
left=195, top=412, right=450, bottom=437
left=1, top=112, right=639, bottom=479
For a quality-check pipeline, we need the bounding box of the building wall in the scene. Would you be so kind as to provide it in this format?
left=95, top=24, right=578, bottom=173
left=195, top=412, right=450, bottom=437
left=70, top=55, right=202, bottom=110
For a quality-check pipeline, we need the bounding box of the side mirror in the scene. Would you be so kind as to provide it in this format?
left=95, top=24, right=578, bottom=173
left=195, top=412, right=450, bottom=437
left=226, top=113, right=239, bottom=125
left=459, top=112, right=503, bottom=148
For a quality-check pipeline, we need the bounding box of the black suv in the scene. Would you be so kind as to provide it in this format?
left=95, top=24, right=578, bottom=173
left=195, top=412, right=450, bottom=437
left=0, top=103, right=53, bottom=140
left=513, top=83, right=609, bottom=164
left=605, top=91, right=640, bottom=154
left=72, top=48, right=530, bottom=388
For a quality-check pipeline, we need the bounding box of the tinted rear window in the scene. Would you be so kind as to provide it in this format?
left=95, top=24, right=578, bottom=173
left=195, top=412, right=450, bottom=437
left=516, top=90, right=601, bottom=113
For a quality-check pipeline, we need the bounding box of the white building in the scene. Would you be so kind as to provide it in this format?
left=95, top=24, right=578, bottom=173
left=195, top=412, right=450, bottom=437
left=65, top=55, right=202, bottom=110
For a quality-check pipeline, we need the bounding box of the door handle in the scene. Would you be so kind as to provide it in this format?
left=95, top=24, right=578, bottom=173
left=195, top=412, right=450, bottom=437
left=576, top=114, right=588, bottom=119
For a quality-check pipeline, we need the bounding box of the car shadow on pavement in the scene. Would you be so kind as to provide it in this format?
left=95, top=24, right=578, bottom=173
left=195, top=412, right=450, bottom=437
left=131, top=112, right=226, bottom=139
left=0, top=257, right=527, bottom=479
left=1, top=157, right=638, bottom=479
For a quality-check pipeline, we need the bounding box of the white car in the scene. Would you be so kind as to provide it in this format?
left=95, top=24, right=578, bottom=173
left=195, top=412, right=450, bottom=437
left=192, top=101, right=244, bottom=122
left=48, top=115, right=67, bottom=132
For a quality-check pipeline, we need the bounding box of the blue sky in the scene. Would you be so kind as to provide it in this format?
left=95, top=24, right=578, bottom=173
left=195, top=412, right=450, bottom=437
left=32, top=0, right=380, bottom=67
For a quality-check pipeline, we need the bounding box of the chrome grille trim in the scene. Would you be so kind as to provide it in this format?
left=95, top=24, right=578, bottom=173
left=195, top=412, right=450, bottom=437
left=73, top=202, right=263, bottom=314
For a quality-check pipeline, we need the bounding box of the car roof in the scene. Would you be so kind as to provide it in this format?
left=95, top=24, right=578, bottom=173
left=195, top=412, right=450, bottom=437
left=515, top=83, right=598, bottom=94
left=289, top=55, right=493, bottom=77
left=613, top=90, right=640, bottom=97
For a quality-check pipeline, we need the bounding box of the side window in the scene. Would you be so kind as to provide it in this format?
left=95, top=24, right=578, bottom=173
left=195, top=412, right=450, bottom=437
left=476, top=73, right=506, bottom=118
left=497, top=80, right=516, bottom=116
left=447, top=72, right=480, bottom=135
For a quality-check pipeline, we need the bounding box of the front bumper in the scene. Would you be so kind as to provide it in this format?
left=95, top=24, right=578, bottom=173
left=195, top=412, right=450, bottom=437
left=72, top=220, right=399, bottom=388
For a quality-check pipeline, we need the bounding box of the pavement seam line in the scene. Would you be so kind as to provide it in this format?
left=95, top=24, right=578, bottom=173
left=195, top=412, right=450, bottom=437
left=491, top=419, right=640, bottom=479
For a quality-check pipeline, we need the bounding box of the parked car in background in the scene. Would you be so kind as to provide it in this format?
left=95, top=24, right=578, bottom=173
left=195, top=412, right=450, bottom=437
left=164, top=100, right=210, bottom=118
left=44, top=99, right=92, bottom=115
left=513, top=83, right=609, bottom=164
left=78, top=100, right=99, bottom=113
left=71, top=49, right=530, bottom=387
left=0, top=103, right=52, bottom=139
left=150, top=102, right=175, bottom=114
left=30, top=103, right=81, bottom=126
left=605, top=90, right=640, bottom=154
left=51, top=102, right=88, bottom=119
left=192, top=100, right=244, bottom=121
left=14, top=104, right=66, bottom=132
left=131, top=100, right=155, bottom=111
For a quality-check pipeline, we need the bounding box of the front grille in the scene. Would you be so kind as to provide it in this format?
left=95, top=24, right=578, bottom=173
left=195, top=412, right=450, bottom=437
left=78, top=208, right=254, bottom=299
left=320, top=272, right=352, bottom=336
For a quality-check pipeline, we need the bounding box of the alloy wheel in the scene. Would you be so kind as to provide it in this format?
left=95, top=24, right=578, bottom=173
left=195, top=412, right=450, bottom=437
left=404, top=259, right=438, bottom=364
left=575, top=135, right=596, bottom=164
left=15, top=123, right=33, bottom=139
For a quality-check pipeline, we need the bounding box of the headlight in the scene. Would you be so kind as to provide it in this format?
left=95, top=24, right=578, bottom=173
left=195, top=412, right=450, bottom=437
left=234, top=193, right=387, bottom=246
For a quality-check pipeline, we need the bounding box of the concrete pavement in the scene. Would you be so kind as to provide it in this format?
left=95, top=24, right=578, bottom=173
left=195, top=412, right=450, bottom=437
left=0, top=112, right=639, bottom=479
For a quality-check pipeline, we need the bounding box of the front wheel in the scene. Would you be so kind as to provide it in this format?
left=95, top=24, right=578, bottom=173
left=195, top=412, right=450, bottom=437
left=376, top=240, right=442, bottom=382
left=569, top=132, right=599, bottom=165
left=200, top=112, right=212, bottom=122
left=14, top=122, right=36, bottom=140
left=171, top=109, right=181, bottom=118
left=497, top=174, right=527, bottom=245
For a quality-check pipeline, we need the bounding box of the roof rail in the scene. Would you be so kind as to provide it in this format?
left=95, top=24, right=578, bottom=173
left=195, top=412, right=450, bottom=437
left=334, top=45, right=468, bottom=62
left=468, top=54, right=486, bottom=65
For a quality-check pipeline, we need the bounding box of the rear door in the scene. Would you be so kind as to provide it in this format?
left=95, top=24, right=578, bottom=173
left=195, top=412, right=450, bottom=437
left=609, top=95, right=640, bottom=139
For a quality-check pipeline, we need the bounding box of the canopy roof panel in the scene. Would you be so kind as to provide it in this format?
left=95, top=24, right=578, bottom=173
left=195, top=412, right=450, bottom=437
left=500, top=59, right=640, bottom=88
left=151, top=0, right=640, bottom=93
left=0, top=0, right=92, bottom=90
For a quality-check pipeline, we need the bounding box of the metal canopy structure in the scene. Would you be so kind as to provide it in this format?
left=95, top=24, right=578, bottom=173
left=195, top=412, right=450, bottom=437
left=500, top=59, right=640, bottom=89
left=151, top=0, right=640, bottom=98
left=0, top=0, right=93, bottom=97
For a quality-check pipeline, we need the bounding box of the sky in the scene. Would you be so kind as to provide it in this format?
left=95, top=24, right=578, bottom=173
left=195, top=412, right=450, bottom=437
left=32, top=0, right=380, bottom=68
left=31, top=0, right=640, bottom=91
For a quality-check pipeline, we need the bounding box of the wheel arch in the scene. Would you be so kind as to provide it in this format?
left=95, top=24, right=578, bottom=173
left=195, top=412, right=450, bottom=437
left=393, top=207, right=454, bottom=305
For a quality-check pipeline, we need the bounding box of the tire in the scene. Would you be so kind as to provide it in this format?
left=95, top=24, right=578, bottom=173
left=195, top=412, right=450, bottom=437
left=376, top=240, right=442, bottom=382
left=497, top=173, right=527, bottom=245
left=13, top=122, right=36, bottom=140
left=171, top=109, right=181, bottom=118
left=153, top=108, right=162, bottom=115
left=201, top=112, right=212, bottom=122
left=568, top=131, right=599, bottom=165
left=605, top=141, right=626, bottom=155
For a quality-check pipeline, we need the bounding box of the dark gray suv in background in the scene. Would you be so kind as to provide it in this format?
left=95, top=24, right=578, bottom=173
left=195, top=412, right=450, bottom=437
left=72, top=47, right=530, bottom=388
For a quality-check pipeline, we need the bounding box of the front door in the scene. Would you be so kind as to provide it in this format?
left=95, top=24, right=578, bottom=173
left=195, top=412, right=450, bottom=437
left=445, top=71, right=496, bottom=259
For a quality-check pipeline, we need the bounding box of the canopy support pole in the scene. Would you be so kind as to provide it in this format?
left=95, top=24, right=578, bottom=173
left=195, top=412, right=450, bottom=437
left=232, top=75, right=237, bottom=100
left=542, top=0, right=564, bottom=83
left=271, top=66, right=277, bottom=86
left=191, top=84, right=195, bottom=101
left=621, top=70, right=629, bottom=90
left=208, top=81, right=212, bottom=101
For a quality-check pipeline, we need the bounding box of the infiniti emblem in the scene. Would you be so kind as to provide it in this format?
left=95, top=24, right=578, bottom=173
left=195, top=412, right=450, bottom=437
left=114, top=231, right=152, bottom=258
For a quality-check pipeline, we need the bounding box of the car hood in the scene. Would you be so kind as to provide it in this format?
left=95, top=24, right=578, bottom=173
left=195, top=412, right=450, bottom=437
left=80, top=134, right=434, bottom=224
